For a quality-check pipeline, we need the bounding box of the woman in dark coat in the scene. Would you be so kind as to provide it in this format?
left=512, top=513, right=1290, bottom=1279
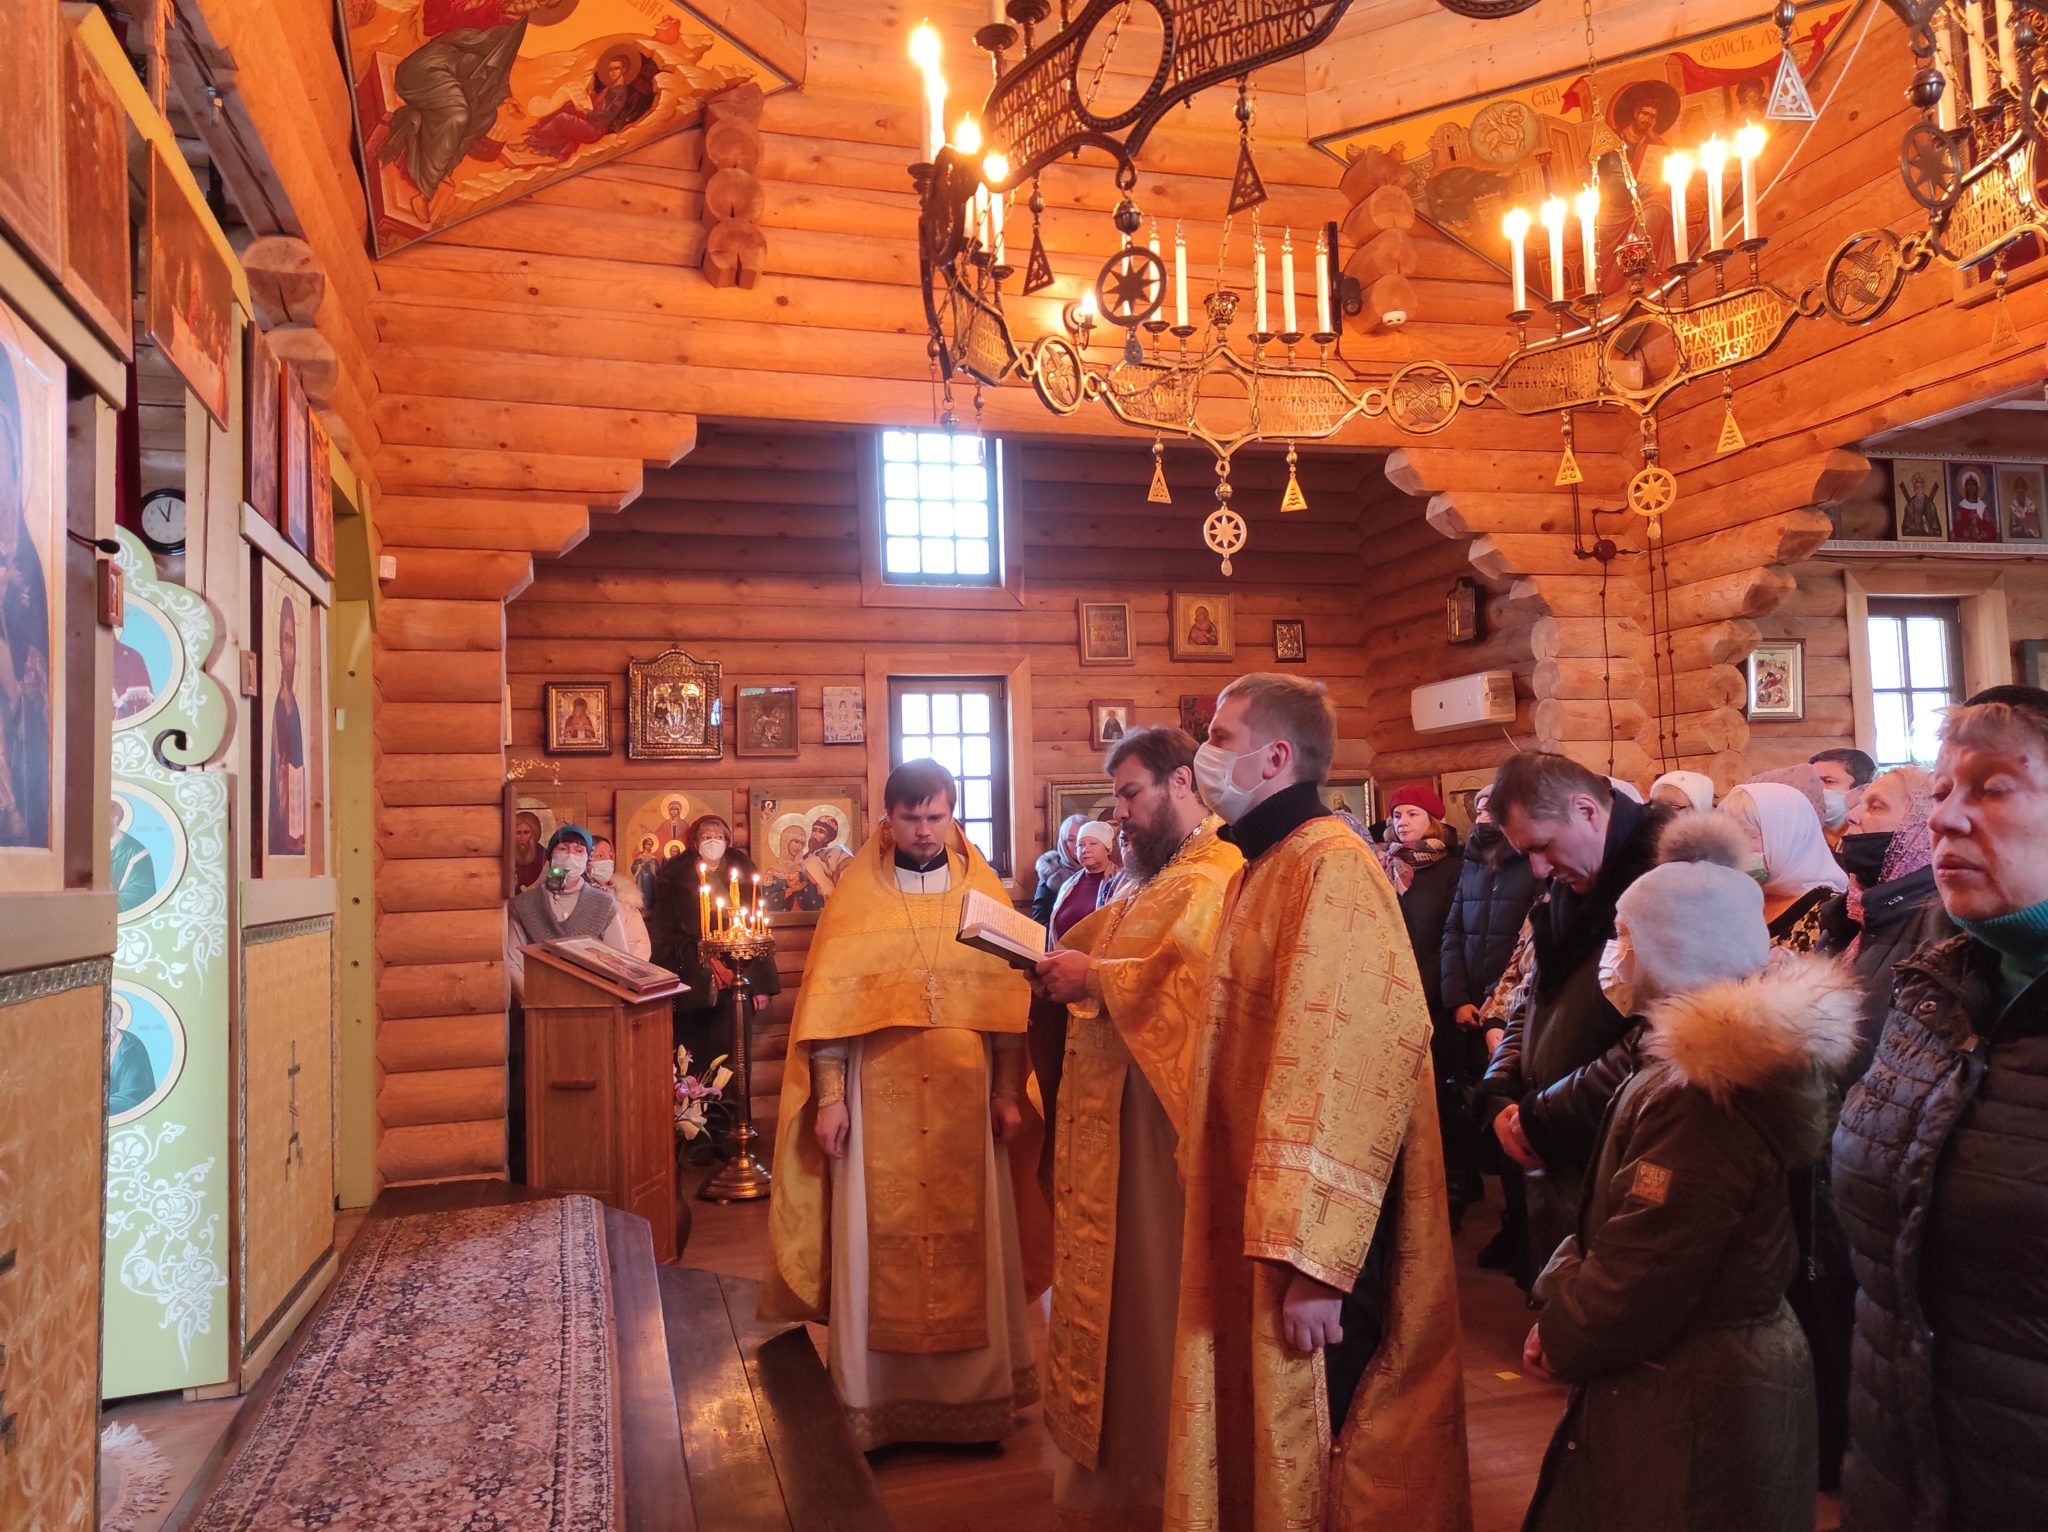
left=1380, top=782, right=1471, bottom=1216
left=648, top=814, right=782, bottom=1071
left=1523, top=857, right=1859, bottom=1532
left=1833, top=686, right=2048, bottom=1530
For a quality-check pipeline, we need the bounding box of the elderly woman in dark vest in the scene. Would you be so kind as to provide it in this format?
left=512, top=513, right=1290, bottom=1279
left=1834, top=685, right=2048, bottom=1529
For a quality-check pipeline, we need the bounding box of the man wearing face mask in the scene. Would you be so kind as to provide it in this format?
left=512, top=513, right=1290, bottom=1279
left=505, top=825, right=628, bottom=1002
left=1810, top=747, right=1877, bottom=848
left=1163, top=674, right=1468, bottom=1532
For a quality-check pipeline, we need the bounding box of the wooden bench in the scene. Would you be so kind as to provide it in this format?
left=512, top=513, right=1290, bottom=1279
left=659, top=1266, right=895, bottom=1531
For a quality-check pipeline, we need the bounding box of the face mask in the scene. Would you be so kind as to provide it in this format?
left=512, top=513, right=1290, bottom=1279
left=697, top=838, right=727, bottom=864
left=553, top=849, right=588, bottom=879
left=1743, top=851, right=1770, bottom=887
left=1835, top=831, right=1889, bottom=887
left=1194, top=740, right=1267, bottom=824
left=1822, top=788, right=1849, bottom=828
left=589, top=858, right=614, bottom=885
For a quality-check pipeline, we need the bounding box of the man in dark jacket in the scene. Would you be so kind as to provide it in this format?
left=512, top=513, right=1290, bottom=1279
left=1475, top=752, right=1667, bottom=1280
left=1834, top=685, right=2048, bottom=1530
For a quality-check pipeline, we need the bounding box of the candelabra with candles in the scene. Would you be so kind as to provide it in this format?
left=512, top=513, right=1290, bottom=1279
left=695, top=863, right=775, bottom=1202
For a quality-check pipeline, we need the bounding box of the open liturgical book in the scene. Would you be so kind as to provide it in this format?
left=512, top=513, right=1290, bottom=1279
left=539, top=937, right=682, bottom=998
left=956, top=889, right=1049, bottom=969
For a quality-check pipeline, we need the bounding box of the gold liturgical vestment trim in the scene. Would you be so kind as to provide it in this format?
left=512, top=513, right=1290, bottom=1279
left=1045, top=821, right=1242, bottom=1472
left=861, top=1026, right=991, bottom=1353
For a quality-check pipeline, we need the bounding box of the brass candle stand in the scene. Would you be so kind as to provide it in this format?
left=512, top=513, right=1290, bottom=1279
left=697, top=925, right=777, bottom=1202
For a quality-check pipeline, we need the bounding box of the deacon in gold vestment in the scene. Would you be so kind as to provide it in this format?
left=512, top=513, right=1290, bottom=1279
left=761, top=760, right=1050, bottom=1450
left=1031, top=727, right=1244, bottom=1531
left=1168, top=676, right=1470, bottom=1532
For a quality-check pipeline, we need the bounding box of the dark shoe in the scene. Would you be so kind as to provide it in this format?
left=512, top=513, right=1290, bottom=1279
left=1477, top=1222, right=1515, bottom=1271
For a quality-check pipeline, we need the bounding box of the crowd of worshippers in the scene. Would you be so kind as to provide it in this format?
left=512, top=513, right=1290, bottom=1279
left=506, top=670, right=2048, bottom=1531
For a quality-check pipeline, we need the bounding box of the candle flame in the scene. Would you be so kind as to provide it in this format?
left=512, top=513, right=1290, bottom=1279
left=1735, top=122, right=1767, bottom=161
left=1698, top=138, right=1729, bottom=180
left=1662, top=150, right=1695, bottom=187
left=909, top=21, right=942, bottom=70
left=983, top=150, right=1008, bottom=185
left=1077, top=287, right=1099, bottom=320
left=1539, top=196, right=1566, bottom=230
left=1574, top=186, right=1600, bottom=221
left=953, top=115, right=982, bottom=154
left=1502, top=207, right=1532, bottom=240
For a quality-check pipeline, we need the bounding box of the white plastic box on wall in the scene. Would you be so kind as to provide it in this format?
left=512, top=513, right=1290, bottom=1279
left=1411, top=671, right=1516, bottom=733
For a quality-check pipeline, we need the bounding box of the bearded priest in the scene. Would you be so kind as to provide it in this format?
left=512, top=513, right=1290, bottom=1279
left=1165, top=673, right=1470, bottom=1532
left=761, top=758, right=1050, bottom=1450
left=1030, top=725, right=1244, bottom=1530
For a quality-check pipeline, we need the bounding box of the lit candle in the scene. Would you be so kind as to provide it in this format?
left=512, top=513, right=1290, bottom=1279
left=984, top=152, right=1008, bottom=266
left=729, top=867, right=742, bottom=914
left=1735, top=123, right=1766, bottom=242
left=956, top=117, right=987, bottom=246
left=1254, top=236, right=1269, bottom=334
left=1964, top=0, right=1990, bottom=107
left=1663, top=149, right=1694, bottom=261
left=909, top=22, right=945, bottom=160
left=1502, top=206, right=1531, bottom=313
left=1574, top=186, right=1600, bottom=292
left=1997, top=0, right=2020, bottom=88
left=1280, top=228, right=1297, bottom=335
left=1148, top=220, right=1163, bottom=315
left=1314, top=226, right=1331, bottom=333
left=1173, top=221, right=1189, bottom=328
left=699, top=882, right=710, bottom=933
left=1698, top=137, right=1728, bottom=250
left=1077, top=285, right=1098, bottom=330
left=753, top=873, right=763, bottom=925
left=1934, top=20, right=1961, bottom=131
left=715, top=896, right=727, bottom=934
left=1539, top=197, right=1566, bottom=302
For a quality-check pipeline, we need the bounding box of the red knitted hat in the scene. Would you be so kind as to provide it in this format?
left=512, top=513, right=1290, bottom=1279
left=1387, top=782, right=1445, bottom=820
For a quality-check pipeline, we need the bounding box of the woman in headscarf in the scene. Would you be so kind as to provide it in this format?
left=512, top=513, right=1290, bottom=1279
left=1649, top=770, right=1715, bottom=814
left=1051, top=819, right=1118, bottom=941
left=649, top=813, right=782, bottom=1076
left=1717, top=781, right=1849, bottom=950
left=1032, top=818, right=1120, bottom=1160
left=1031, top=812, right=1088, bottom=925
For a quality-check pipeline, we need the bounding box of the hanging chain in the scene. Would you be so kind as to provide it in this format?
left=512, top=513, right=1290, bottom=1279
left=1081, top=0, right=1135, bottom=112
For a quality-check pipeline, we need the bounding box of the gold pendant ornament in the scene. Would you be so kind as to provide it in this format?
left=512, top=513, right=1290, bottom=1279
left=1717, top=403, right=1747, bottom=453
left=1148, top=438, right=1173, bottom=503
left=1205, top=508, right=1247, bottom=577
left=1281, top=445, right=1307, bottom=511
left=1767, top=47, right=1816, bottom=121
left=1628, top=464, right=1678, bottom=532
left=1554, top=444, right=1583, bottom=486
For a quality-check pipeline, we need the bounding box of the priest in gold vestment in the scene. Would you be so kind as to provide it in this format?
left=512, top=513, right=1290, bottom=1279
left=1168, top=674, right=1470, bottom=1532
left=761, top=759, right=1050, bottom=1449
left=1031, top=726, right=1244, bottom=1531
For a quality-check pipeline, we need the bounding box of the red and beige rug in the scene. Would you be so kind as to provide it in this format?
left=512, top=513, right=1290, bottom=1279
left=192, top=1196, right=621, bottom=1530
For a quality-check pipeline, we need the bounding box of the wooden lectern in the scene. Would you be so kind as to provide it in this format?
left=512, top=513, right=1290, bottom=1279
left=520, top=947, right=686, bottom=1261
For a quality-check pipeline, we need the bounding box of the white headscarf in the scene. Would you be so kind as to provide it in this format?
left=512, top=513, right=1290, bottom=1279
left=1608, top=776, right=1644, bottom=803
left=1650, top=770, right=1716, bottom=814
left=1076, top=820, right=1117, bottom=852
left=1726, top=782, right=1849, bottom=899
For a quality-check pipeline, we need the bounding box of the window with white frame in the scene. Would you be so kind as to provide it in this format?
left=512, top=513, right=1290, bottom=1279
left=889, top=676, right=1009, bottom=873
left=878, top=429, right=1000, bottom=586
left=1866, top=597, right=1965, bottom=767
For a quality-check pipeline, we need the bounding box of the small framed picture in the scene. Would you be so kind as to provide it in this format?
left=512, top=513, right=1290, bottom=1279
left=2023, top=640, right=2048, bottom=690
left=1048, top=777, right=1116, bottom=831
left=544, top=681, right=611, bottom=754
left=1746, top=640, right=1804, bottom=721
left=1947, top=462, right=1999, bottom=543
left=1090, top=700, right=1133, bottom=748
left=1446, top=577, right=1484, bottom=645
left=1273, top=619, right=1307, bottom=663
left=1170, top=592, right=1234, bottom=661
left=822, top=685, right=866, bottom=744
left=1178, top=694, right=1218, bottom=743
left=1999, top=465, right=2046, bottom=541
left=1892, top=459, right=1947, bottom=540
left=1325, top=780, right=1376, bottom=829
left=1078, top=600, right=1135, bottom=665
left=736, top=685, right=800, bottom=757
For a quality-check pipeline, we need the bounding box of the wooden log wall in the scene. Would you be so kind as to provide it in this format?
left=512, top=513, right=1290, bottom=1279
left=504, top=424, right=1416, bottom=1109
left=1650, top=16, right=2048, bottom=788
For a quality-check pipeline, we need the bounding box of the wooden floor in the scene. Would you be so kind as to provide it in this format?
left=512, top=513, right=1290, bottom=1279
left=105, top=1181, right=1842, bottom=1532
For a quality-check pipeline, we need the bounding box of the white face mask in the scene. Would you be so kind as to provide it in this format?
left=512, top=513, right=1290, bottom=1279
left=1821, top=788, right=1848, bottom=828
left=588, top=858, right=614, bottom=885
left=554, top=850, right=588, bottom=881
left=697, top=838, right=727, bottom=864
left=1194, top=740, right=1269, bottom=824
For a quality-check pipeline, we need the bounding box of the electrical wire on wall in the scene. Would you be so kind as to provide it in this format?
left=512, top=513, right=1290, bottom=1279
left=1566, top=477, right=1626, bottom=777
left=1647, top=524, right=1680, bottom=776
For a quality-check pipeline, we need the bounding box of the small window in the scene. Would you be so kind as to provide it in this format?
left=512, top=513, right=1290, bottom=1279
left=878, top=429, right=1001, bottom=587
left=888, top=676, right=1009, bottom=874
left=1866, top=598, right=1964, bottom=767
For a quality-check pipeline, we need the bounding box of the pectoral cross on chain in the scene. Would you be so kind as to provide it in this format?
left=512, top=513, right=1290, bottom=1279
left=922, top=970, right=943, bottom=1025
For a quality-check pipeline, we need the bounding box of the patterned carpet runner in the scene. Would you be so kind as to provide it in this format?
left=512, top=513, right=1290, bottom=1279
left=192, top=1196, right=621, bottom=1530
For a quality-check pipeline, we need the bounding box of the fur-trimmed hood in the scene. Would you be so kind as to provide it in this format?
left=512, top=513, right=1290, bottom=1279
left=1657, top=808, right=1749, bottom=870
left=1641, top=951, right=1862, bottom=1166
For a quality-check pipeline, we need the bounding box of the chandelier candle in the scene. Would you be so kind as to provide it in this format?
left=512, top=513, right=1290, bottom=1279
left=1280, top=229, right=1298, bottom=336
left=1175, top=223, right=1190, bottom=329
left=1503, top=205, right=1531, bottom=314
left=1699, top=137, right=1728, bottom=250
left=1575, top=186, right=1599, bottom=291
left=1736, top=123, right=1765, bottom=242
left=1664, top=149, right=1694, bottom=262
left=1313, top=226, right=1330, bottom=334
left=1540, top=197, right=1566, bottom=302
left=1935, top=21, right=1961, bottom=130
left=1997, top=0, right=2019, bottom=85
left=1964, top=0, right=1990, bottom=106
left=1254, top=235, right=1269, bottom=334
left=984, top=152, right=1007, bottom=266
left=910, top=22, right=945, bottom=160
